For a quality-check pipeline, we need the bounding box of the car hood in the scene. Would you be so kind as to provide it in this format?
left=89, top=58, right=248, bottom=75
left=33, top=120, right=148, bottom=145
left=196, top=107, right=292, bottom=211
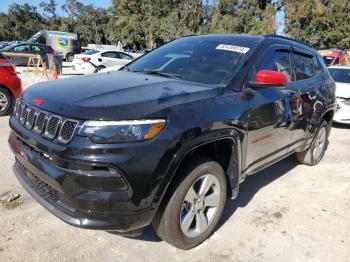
left=23, top=71, right=218, bottom=120
left=335, top=82, right=350, bottom=98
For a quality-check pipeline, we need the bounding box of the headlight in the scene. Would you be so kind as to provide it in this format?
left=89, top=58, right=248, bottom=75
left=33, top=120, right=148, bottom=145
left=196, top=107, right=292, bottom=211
left=78, top=119, right=166, bottom=143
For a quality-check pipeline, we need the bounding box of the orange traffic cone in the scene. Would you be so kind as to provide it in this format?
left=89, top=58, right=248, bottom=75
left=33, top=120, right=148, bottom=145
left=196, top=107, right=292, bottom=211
left=52, top=65, right=58, bottom=80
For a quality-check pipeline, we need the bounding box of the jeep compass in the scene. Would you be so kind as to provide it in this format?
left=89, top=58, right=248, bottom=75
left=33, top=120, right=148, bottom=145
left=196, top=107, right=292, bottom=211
left=8, top=34, right=335, bottom=249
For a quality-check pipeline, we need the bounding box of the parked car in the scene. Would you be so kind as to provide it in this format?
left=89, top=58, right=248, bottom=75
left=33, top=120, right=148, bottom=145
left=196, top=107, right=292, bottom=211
left=2, top=42, right=55, bottom=66
left=0, top=52, right=22, bottom=116
left=319, top=50, right=347, bottom=66
left=328, top=66, right=350, bottom=124
left=28, top=30, right=81, bottom=62
left=8, top=34, right=335, bottom=249
left=72, top=50, right=133, bottom=74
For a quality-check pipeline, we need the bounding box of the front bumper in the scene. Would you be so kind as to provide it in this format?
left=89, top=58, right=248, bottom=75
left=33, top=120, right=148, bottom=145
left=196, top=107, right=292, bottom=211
left=9, top=122, right=165, bottom=232
left=334, top=99, right=350, bottom=124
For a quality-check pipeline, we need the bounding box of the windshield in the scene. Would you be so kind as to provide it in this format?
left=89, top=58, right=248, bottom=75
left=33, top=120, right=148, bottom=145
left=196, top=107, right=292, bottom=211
left=127, top=36, right=260, bottom=86
left=328, top=68, right=350, bottom=84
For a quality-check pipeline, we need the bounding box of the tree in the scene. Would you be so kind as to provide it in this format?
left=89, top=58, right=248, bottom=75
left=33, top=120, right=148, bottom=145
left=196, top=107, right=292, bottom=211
left=283, top=0, right=350, bottom=49
left=210, top=0, right=277, bottom=35
left=5, top=4, right=45, bottom=41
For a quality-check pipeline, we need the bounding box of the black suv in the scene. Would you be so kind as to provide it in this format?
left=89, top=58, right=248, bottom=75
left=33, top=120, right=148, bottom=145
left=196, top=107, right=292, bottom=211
left=8, top=35, right=335, bottom=249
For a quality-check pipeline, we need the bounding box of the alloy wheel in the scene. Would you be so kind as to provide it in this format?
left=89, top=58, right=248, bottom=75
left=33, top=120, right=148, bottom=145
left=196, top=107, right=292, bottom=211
left=0, top=91, right=9, bottom=112
left=180, top=174, right=221, bottom=238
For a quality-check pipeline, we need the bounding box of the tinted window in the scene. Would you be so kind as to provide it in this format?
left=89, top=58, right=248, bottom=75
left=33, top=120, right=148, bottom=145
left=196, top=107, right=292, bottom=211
left=127, top=36, right=260, bottom=85
left=258, top=50, right=292, bottom=82
left=102, top=52, right=117, bottom=58
left=83, top=50, right=98, bottom=55
left=14, top=44, right=30, bottom=52
left=32, top=45, right=45, bottom=52
left=293, top=53, right=316, bottom=81
left=328, top=68, right=350, bottom=84
left=119, top=52, right=133, bottom=60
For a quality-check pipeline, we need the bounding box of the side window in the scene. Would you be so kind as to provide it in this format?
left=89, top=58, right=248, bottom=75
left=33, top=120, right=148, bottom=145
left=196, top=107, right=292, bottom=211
left=101, top=52, right=115, bottom=58
left=293, top=53, right=316, bottom=81
left=32, top=45, right=44, bottom=52
left=119, top=52, right=133, bottom=60
left=258, top=50, right=292, bottom=82
left=14, top=44, right=30, bottom=52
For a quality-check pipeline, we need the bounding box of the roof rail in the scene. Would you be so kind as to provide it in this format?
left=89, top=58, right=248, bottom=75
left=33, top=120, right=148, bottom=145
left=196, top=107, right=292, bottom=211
left=263, top=34, right=314, bottom=49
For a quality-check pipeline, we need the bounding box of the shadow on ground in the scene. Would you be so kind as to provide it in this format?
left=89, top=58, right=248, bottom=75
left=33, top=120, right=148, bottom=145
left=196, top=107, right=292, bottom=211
left=332, top=123, right=350, bottom=130
left=116, top=155, right=299, bottom=243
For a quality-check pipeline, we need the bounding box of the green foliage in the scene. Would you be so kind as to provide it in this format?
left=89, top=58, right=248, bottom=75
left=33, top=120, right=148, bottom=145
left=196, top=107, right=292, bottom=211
left=210, top=0, right=276, bottom=35
left=283, top=0, right=350, bottom=49
left=0, top=0, right=349, bottom=50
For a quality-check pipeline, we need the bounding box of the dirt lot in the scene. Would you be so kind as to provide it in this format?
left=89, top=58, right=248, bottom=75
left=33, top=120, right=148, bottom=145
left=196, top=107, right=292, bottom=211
left=0, top=116, right=349, bottom=262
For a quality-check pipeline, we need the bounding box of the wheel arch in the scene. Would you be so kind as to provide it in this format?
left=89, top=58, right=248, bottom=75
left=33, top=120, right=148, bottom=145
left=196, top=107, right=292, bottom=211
left=152, top=129, right=243, bottom=213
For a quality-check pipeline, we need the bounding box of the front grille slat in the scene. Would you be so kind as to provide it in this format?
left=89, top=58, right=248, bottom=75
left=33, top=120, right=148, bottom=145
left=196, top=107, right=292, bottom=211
left=44, top=115, right=61, bottom=139
left=16, top=100, right=79, bottom=144
left=25, top=107, right=37, bottom=130
left=58, top=120, right=79, bottom=144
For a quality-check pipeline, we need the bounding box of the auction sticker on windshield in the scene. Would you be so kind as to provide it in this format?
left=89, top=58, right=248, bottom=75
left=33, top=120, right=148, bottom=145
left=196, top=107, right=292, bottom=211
left=216, top=44, right=250, bottom=54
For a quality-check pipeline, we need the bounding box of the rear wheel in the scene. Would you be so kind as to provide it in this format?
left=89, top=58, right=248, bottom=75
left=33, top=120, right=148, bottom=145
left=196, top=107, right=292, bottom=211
left=0, top=87, right=12, bottom=116
left=153, top=158, right=227, bottom=249
left=66, top=53, right=74, bottom=62
left=296, top=120, right=330, bottom=165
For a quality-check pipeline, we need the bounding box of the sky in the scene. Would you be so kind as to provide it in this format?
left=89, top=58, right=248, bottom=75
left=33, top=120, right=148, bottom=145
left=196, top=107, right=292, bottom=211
left=0, top=0, right=112, bottom=14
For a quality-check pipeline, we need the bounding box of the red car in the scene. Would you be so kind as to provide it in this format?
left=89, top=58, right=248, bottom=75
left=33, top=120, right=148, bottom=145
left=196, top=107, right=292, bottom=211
left=0, top=52, right=22, bottom=116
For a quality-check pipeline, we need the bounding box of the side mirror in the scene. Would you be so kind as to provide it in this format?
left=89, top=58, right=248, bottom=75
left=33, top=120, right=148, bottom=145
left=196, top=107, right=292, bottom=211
left=249, top=70, right=288, bottom=88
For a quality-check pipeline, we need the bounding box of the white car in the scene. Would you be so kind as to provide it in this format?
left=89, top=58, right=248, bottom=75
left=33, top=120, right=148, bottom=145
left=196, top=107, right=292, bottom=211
left=72, top=50, right=133, bottom=74
left=328, top=66, right=350, bottom=124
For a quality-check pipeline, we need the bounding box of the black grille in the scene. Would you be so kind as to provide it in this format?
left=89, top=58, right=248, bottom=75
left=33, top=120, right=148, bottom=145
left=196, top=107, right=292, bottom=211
left=58, top=120, right=78, bottom=144
left=44, top=116, right=61, bottom=139
left=15, top=100, right=80, bottom=144
left=16, top=159, right=55, bottom=202
left=34, top=112, right=48, bottom=134
left=25, top=107, right=37, bottom=129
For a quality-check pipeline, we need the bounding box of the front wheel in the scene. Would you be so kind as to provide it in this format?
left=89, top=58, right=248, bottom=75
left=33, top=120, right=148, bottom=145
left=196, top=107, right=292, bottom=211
left=296, top=120, right=330, bottom=165
left=0, top=87, right=13, bottom=116
left=153, top=158, right=227, bottom=249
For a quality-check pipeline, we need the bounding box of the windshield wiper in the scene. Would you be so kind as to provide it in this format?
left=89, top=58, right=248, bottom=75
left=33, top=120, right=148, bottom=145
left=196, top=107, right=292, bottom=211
left=137, top=70, right=182, bottom=79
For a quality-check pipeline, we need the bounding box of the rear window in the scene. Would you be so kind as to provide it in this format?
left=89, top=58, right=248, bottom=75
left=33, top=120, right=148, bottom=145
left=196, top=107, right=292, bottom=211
left=293, top=53, right=316, bottom=81
left=83, top=50, right=98, bottom=55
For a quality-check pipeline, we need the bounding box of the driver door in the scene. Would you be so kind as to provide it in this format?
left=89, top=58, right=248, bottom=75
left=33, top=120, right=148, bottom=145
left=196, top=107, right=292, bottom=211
left=245, top=47, right=300, bottom=173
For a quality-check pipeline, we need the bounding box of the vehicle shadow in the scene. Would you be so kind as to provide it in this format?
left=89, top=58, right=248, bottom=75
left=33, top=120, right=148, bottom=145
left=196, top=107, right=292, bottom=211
left=217, top=155, right=298, bottom=230
left=116, top=155, right=299, bottom=243
left=332, top=123, right=350, bottom=130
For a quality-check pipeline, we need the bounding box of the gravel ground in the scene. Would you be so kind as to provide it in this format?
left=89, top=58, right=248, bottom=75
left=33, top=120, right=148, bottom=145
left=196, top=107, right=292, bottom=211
left=0, top=115, right=349, bottom=262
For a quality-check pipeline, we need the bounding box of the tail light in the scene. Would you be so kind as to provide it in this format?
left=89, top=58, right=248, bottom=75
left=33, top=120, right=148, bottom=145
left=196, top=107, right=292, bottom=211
left=82, top=57, right=91, bottom=63
left=48, top=47, right=55, bottom=54
left=0, top=61, right=16, bottom=74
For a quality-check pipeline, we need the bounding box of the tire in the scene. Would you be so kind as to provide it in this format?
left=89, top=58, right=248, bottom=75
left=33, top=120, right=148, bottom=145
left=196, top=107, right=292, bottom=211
left=66, top=53, right=74, bottom=62
left=296, top=120, right=330, bottom=166
left=152, top=157, right=227, bottom=249
left=0, top=87, right=13, bottom=116
left=94, top=66, right=105, bottom=73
